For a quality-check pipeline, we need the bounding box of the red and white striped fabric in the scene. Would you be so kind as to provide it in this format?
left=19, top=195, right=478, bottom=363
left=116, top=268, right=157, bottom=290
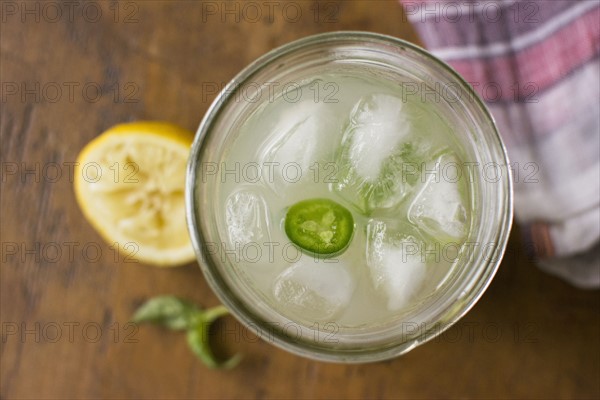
left=400, top=0, right=600, bottom=287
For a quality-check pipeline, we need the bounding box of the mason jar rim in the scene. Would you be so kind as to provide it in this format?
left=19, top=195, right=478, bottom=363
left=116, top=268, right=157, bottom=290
left=186, top=31, right=513, bottom=363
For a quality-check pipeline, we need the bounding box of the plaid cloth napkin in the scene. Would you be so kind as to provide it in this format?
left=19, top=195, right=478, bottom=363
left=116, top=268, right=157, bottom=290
left=400, top=0, right=600, bottom=287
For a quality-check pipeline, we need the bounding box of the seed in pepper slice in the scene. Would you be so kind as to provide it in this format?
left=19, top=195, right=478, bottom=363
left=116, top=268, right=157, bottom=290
left=284, top=198, right=354, bottom=255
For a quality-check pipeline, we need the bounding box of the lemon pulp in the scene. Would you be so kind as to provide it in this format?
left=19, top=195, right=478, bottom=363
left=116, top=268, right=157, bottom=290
left=74, top=122, right=195, bottom=267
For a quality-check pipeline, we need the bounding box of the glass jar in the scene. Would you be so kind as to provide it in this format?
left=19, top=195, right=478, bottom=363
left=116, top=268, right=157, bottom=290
left=186, top=31, right=513, bottom=362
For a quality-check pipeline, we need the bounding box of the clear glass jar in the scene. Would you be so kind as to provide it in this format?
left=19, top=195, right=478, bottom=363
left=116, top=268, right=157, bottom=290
left=186, top=31, right=513, bottom=362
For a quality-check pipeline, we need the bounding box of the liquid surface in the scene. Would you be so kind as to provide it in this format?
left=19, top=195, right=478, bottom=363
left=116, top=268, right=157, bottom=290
left=215, top=72, right=472, bottom=329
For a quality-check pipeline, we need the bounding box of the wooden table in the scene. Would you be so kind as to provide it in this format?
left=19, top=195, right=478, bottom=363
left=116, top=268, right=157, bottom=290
left=2, top=1, right=599, bottom=398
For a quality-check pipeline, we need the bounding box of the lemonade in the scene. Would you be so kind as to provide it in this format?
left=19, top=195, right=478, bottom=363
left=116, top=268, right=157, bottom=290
left=187, top=32, right=512, bottom=361
left=216, top=76, right=470, bottom=326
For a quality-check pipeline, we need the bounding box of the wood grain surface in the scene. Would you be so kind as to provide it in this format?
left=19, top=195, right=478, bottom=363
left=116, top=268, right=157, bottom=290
left=1, top=1, right=599, bottom=399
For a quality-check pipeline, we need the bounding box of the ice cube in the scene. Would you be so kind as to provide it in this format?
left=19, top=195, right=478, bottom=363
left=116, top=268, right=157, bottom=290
left=225, top=189, right=271, bottom=247
left=259, top=99, right=340, bottom=194
left=272, top=257, right=355, bottom=321
left=366, top=220, right=428, bottom=311
left=408, top=152, right=468, bottom=242
left=333, top=93, right=430, bottom=213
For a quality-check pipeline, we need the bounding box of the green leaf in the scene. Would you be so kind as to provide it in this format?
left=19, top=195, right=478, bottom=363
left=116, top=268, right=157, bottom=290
left=186, top=316, right=242, bottom=370
left=131, top=296, right=199, bottom=331
left=132, top=298, right=242, bottom=369
left=202, top=305, right=230, bottom=324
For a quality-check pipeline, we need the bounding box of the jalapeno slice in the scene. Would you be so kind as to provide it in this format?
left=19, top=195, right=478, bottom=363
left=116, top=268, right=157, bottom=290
left=284, top=198, right=354, bottom=256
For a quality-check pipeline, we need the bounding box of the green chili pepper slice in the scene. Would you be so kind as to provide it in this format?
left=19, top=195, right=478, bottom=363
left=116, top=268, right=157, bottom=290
left=284, top=198, right=354, bottom=256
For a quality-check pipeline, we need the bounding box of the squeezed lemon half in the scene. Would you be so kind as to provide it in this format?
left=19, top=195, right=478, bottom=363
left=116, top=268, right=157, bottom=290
left=74, top=122, right=195, bottom=267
